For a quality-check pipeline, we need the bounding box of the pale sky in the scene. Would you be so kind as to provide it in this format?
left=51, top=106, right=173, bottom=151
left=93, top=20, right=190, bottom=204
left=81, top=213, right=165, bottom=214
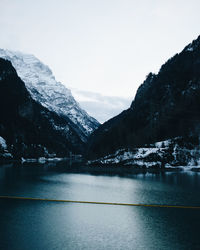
left=0, top=0, right=200, bottom=98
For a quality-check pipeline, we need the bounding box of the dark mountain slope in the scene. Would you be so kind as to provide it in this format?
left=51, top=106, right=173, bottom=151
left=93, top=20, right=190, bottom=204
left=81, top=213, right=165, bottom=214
left=0, top=49, right=100, bottom=141
left=0, top=58, right=85, bottom=159
left=87, top=35, right=200, bottom=160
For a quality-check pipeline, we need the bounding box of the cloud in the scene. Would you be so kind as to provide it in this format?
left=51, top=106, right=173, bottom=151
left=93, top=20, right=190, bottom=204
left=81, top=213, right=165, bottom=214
left=71, top=89, right=132, bottom=123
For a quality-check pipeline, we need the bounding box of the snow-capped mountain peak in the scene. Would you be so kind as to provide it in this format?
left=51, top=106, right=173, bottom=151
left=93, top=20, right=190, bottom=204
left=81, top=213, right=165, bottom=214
left=0, top=49, right=99, bottom=140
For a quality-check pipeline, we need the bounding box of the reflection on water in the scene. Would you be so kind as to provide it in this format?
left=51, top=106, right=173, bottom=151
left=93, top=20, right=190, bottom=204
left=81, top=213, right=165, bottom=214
left=0, top=162, right=200, bottom=249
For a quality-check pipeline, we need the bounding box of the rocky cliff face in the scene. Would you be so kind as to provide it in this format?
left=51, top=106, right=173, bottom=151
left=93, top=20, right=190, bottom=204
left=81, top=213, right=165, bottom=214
left=0, top=58, right=86, bottom=160
left=0, top=49, right=99, bottom=142
left=87, top=35, right=200, bottom=167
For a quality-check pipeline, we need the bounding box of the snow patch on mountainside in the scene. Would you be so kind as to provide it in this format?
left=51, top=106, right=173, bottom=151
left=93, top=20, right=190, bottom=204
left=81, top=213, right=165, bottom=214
left=0, top=49, right=99, bottom=138
left=87, top=138, right=200, bottom=168
left=88, top=147, right=165, bottom=167
left=0, top=136, right=13, bottom=160
left=0, top=136, right=7, bottom=149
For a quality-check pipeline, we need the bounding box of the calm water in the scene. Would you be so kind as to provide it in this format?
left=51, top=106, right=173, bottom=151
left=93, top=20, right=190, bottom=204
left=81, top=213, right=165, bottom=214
left=0, top=162, right=200, bottom=250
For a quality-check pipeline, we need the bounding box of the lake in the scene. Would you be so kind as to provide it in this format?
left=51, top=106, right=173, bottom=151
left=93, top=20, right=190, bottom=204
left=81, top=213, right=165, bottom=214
left=0, top=162, right=200, bottom=250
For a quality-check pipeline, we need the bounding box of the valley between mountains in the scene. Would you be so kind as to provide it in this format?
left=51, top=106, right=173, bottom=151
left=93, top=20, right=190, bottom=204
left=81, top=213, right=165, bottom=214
left=1, top=36, right=200, bottom=169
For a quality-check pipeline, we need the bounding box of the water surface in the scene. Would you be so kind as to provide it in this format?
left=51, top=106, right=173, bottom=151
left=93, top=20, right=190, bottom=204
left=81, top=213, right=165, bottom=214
left=0, top=162, right=200, bottom=249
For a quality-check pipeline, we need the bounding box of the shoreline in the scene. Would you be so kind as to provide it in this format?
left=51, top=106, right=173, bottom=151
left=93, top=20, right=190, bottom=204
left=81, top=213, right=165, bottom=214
left=1, top=159, right=200, bottom=175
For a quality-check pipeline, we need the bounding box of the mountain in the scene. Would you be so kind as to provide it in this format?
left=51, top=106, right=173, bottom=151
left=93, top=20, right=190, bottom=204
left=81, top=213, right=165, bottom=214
left=0, top=49, right=99, bottom=142
left=71, top=89, right=132, bottom=123
left=0, top=58, right=87, bottom=160
left=87, top=35, right=200, bottom=167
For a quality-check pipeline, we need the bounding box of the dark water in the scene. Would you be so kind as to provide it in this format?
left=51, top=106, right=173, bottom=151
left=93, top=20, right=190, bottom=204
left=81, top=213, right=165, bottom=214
left=0, top=162, right=200, bottom=250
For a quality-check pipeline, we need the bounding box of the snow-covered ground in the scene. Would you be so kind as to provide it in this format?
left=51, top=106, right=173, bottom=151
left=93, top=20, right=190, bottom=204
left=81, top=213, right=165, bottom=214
left=88, top=138, right=200, bottom=169
left=88, top=147, right=165, bottom=167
